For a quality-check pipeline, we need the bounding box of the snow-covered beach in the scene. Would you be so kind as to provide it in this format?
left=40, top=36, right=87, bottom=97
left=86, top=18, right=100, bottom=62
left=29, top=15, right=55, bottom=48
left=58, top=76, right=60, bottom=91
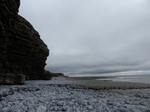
left=0, top=76, right=150, bottom=112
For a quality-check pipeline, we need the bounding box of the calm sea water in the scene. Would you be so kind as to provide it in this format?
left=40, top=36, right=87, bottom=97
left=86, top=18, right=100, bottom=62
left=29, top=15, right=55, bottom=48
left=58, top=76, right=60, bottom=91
left=98, top=75, right=150, bottom=84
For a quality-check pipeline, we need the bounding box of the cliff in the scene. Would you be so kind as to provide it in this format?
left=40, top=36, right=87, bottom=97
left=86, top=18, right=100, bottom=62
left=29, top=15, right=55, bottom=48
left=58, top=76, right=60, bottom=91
left=44, top=70, right=64, bottom=77
left=0, top=0, right=51, bottom=84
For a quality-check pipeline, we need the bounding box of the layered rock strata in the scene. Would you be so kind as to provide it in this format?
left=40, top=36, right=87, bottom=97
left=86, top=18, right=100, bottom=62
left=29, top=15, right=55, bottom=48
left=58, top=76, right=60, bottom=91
left=0, top=0, right=51, bottom=84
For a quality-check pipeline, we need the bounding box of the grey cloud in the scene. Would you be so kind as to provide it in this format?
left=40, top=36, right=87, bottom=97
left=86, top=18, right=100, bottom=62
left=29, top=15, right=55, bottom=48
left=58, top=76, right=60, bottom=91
left=19, top=0, right=150, bottom=76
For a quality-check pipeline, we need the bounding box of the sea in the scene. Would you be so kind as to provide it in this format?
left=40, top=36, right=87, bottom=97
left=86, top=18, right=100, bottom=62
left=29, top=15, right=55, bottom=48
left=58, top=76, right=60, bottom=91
left=97, top=74, right=150, bottom=84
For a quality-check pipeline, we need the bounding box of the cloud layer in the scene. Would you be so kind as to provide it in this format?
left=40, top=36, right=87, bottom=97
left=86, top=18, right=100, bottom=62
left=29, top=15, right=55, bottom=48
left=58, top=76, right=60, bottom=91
left=19, top=0, right=150, bottom=76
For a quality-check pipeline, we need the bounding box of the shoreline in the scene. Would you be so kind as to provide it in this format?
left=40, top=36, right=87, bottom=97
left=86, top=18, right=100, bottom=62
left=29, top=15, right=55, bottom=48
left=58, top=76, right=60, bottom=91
left=1, top=76, right=150, bottom=93
left=66, top=76, right=150, bottom=90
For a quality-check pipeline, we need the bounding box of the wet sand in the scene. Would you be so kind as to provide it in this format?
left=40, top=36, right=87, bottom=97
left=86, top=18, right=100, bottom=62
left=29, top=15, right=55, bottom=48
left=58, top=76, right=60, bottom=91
left=66, top=76, right=150, bottom=90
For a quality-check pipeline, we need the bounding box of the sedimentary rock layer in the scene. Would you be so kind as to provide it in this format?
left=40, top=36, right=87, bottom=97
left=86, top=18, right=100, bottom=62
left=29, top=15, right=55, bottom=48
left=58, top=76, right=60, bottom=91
left=0, top=0, right=50, bottom=84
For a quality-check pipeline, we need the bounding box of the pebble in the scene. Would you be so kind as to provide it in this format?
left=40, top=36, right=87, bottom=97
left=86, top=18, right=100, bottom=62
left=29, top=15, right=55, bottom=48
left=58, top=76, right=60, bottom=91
left=87, top=106, right=93, bottom=110
left=0, top=80, right=150, bottom=112
left=28, top=107, right=36, bottom=112
left=37, top=106, right=47, bottom=112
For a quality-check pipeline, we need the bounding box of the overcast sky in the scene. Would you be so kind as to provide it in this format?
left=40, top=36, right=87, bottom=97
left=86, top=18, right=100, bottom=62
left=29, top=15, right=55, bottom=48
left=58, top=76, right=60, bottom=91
left=19, top=0, right=150, bottom=76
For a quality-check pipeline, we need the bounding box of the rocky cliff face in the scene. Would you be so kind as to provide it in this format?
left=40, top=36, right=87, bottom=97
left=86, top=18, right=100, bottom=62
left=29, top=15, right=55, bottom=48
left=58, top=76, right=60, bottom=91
left=0, top=0, right=51, bottom=84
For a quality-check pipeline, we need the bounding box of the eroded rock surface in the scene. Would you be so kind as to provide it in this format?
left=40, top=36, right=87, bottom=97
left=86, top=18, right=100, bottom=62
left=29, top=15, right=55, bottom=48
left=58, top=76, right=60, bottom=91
left=0, top=0, right=50, bottom=84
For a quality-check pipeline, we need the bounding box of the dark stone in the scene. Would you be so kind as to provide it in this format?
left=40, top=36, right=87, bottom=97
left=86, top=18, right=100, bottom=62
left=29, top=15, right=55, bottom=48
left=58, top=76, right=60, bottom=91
left=0, top=74, right=25, bottom=84
left=0, top=0, right=51, bottom=84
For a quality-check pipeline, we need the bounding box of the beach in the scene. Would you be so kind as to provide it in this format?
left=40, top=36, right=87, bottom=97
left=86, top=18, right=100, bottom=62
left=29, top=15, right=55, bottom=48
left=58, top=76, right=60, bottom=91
left=0, top=76, right=150, bottom=112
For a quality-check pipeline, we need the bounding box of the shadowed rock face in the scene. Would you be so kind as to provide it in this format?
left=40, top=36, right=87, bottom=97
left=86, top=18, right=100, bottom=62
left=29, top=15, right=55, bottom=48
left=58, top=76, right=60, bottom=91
left=0, top=0, right=51, bottom=84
